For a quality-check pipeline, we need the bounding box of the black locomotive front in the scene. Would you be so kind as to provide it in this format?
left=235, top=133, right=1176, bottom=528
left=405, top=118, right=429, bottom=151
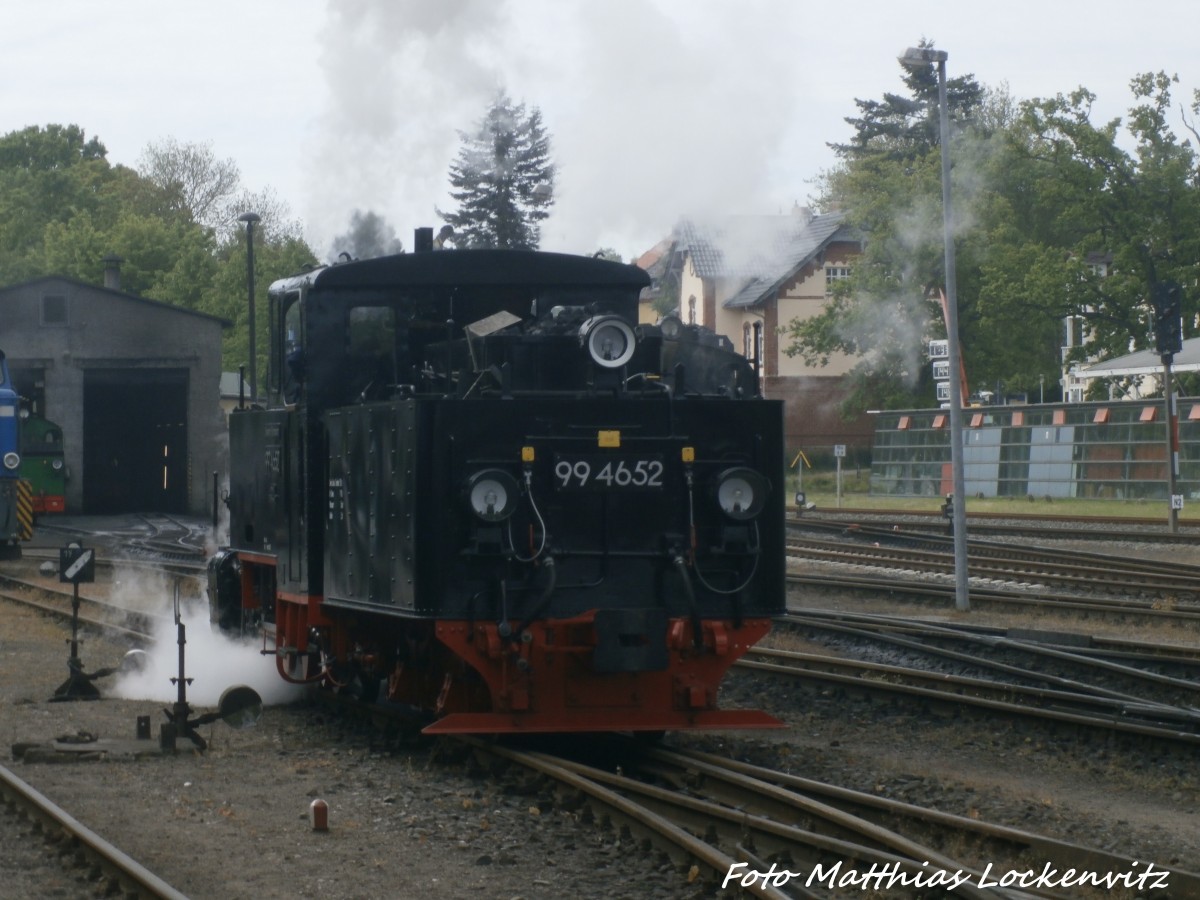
left=216, top=247, right=784, bottom=733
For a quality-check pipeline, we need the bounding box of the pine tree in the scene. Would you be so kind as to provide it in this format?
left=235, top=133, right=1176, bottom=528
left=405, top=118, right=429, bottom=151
left=439, top=92, right=555, bottom=249
left=830, top=40, right=984, bottom=164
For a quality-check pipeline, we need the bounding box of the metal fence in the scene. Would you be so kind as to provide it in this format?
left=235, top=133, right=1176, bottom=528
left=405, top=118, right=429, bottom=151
left=870, top=400, right=1200, bottom=500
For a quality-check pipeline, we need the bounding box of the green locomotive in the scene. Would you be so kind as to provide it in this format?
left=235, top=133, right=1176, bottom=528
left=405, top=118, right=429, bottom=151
left=19, top=411, right=66, bottom=515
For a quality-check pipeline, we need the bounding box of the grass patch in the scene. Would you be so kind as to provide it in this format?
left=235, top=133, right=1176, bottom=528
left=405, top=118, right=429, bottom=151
left=792, top=468, right=1185, bottom=520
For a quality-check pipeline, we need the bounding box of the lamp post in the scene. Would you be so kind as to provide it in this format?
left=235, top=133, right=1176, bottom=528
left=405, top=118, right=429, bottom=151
left=900, top=46, right=970, bottom=611
left=237, top=212, right=261, bottom=403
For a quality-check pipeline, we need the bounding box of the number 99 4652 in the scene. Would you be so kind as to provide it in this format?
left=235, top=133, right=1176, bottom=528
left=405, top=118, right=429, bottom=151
left=553, top=455, right=664, bottom=490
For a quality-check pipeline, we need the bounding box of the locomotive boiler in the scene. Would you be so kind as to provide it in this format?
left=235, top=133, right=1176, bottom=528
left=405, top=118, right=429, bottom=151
left=209, top=234, right=785, bottom=734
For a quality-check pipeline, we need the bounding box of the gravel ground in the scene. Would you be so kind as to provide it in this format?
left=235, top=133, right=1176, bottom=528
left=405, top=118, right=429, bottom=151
left=4, top=544, right=1200, bottom=899
left=2, top=598, right=701, bottom=900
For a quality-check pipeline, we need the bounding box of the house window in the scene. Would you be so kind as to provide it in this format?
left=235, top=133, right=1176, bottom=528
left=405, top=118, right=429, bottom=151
left=41, top=294, right=67, bottom=325
left=742, top=323, right=751, bottom=358
left=687, top=295, right=696, bottom=325
left=825, top=265, right=851, bottom=291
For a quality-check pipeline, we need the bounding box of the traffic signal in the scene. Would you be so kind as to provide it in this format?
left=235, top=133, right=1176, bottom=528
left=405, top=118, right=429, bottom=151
left=1153, top=280, right=1183, bottom=358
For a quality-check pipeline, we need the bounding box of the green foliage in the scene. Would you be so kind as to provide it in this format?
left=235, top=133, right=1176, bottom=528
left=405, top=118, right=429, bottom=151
left=650, top=279, right=680, bottom=320
left=438, top=91, right=555, bottom=250
left=42, top=209, right=217, bottom=300
left=985, top=75, right=1200, bottom=368
left=137, top=137, right=240, bottom=230
left=793, top=53, right=1200, bottom=414
left=0, top=123, right=319, bottom=386
left=0, top=126, right=119, bottom=280
left=832, top=40, right=984, bottom=164
left=207, top=233, right=317, bottom=380
left=0, top=124, right=106, bottom=169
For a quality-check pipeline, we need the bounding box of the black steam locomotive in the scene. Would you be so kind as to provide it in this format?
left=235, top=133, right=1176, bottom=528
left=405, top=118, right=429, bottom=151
left=210, top=232, right=784, bottom=734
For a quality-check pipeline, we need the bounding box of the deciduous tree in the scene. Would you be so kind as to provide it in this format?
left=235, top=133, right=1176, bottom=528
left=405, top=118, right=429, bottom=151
left=786, top=46, right=1200, bottom=411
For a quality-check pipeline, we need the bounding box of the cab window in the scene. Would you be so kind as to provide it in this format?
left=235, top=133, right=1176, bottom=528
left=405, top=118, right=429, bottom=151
left=348, top=306, right=399, bottom=400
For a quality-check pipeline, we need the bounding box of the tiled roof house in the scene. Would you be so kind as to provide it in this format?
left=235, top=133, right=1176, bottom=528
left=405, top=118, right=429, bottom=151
left=644, top=207, right=874, bottom=456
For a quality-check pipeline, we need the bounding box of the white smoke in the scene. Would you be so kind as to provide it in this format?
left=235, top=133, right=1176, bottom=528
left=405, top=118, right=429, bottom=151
left=304, top=0, right=812, bottom=259
left=110, top=577, right=302, bottom=707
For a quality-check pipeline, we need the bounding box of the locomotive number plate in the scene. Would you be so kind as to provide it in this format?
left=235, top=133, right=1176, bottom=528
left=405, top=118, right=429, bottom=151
left=554, top=454, right=664, bottom=490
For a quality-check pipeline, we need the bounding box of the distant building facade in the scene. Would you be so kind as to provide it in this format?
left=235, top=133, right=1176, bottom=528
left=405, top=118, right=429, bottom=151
left=640, top=208, right=871, bottom=460
left=0, top=266, right=229, bottom=515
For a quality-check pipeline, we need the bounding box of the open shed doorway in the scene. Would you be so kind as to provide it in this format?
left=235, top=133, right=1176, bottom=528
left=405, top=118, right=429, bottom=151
left=83, top=369, right=189, bottom=514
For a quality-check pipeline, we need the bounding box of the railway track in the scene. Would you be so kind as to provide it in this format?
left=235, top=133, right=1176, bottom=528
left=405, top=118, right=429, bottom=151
left=795, top=508, right=1200, bottom=543
left=21, top=546, right=208, bottom=584
left=787, top=531, right=1200, bottom=600
left=739, top=643, right=1200, bottom=749
left=786, top=569, right=1200, bottom=632
left=461, top=737, right=1199, bottom=898
left=782, top=608, right=1200, bottom=678
left=727, top=608, right=1200, bottom=752
left=0, top=566, right=169, bottom=642
left=32, top=514, right=212, bottom=563
left=0, top=761, right=187, bottom=899
left=6, top=522, right=1196, bottom=895
left=792, top=518, right=1200, bottom=578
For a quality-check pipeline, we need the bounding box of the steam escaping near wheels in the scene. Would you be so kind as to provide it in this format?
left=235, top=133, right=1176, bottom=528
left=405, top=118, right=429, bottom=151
left=110, top=602, right=303, bottom=707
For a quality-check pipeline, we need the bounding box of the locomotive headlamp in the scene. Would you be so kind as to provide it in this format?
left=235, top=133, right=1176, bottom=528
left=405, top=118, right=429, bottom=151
left=3, top=451, right=19, bottom=470
left=580, top=316, right=637, bottom=369
left=465, top=469, right=520, bottom=522
left=714, top=467, right=768, bottom=520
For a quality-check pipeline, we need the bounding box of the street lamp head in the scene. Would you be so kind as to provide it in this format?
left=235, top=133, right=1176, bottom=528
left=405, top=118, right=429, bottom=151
left=237, top=211, right=261, bottom=225
left=899, top=46, right=948, bottom=68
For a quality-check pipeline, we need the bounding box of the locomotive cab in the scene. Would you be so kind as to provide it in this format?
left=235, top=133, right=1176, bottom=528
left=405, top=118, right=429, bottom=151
left=19, top=410, right=68, bottom=515
left=0, top=350, right=33, bottom=557
left=216, top=246, right=785, bottom=734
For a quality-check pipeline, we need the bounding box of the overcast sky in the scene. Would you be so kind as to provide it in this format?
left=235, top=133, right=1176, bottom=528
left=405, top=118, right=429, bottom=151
left=3, top=1, right=1197, bottom=262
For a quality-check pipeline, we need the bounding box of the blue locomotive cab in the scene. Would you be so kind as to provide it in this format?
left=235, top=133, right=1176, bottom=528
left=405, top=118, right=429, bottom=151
left=0, top=351, right=33, bottom=556
left=0, top=353, right=18, bottom=475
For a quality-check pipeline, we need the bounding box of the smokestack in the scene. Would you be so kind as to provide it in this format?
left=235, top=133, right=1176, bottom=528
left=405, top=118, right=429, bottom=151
left=102, top=253, right=123, bottom=290
left=414, top=227, right=434, bottom=253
